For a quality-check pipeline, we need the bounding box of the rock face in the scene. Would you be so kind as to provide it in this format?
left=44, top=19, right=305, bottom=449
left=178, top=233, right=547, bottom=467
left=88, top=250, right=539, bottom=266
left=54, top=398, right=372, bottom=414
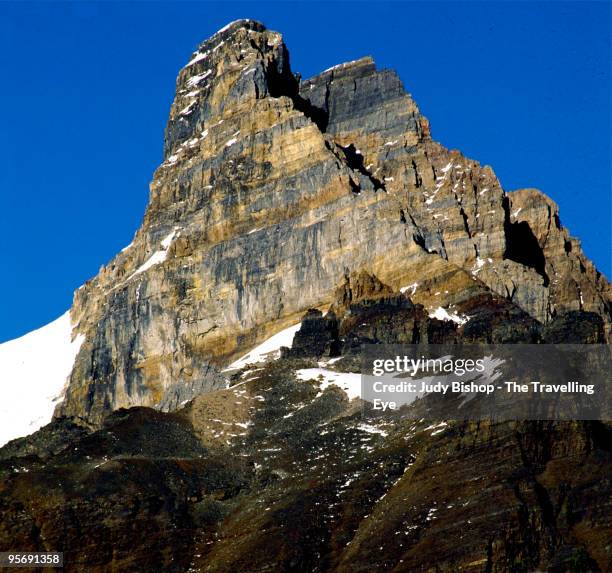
left=58, top=19, right=611, bottom=425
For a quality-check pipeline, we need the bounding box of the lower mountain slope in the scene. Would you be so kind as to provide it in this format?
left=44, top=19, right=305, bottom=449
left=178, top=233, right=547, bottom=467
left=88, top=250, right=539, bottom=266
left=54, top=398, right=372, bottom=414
left=1, top=274, right=609, bottom=573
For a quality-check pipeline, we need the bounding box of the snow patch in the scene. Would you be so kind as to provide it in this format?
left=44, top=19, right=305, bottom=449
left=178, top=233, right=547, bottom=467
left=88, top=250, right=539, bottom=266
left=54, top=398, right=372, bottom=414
left=318, top=356, right=343, bottom=367
left=424, top=421, right=448, bottom=436
left=186, top=70, right=212, bottom=87
left=400, top=283, right=418, bottom=296
left=323, top=59, right=365, bottom=73
left=224, top=323, right=301, bottom=371
left=428, top=307, right=469, bottom=326
left=457, top=356, right=505, bottom=408
left=185, top=51, right=208, bottom=67
left=356, top=422, right=388, bottom=437
left=160, top=231, right=176, bottom=249
left=472, top=257, right=486, bottom=275
left=0, top=312, right=85, bottom=446
left=225, top=131, right=240, bottom=147
left=133, top=251, right=167, bottom=276
left=215, top=19, right=254, bottom=36
left=179, top=101, right=196, bottom=116
left=296, top=368, right=362, bottom=400
left=122, top=229, right=179, bottom=284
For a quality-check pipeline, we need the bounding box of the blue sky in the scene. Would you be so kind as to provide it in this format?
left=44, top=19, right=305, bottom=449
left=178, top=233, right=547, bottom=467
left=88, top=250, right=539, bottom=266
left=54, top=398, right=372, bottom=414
left=0, top=1, right=610, bottom=342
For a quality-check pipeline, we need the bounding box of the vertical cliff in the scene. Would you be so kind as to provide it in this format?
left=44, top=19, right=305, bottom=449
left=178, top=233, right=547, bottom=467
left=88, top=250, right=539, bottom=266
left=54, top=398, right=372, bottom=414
left=57, top=19, right=611, bottom=423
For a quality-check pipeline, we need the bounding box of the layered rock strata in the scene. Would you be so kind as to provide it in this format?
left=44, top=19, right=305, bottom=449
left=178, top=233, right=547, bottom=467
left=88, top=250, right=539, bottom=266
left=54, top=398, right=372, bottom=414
left=58, top=19, right=611, bottom=423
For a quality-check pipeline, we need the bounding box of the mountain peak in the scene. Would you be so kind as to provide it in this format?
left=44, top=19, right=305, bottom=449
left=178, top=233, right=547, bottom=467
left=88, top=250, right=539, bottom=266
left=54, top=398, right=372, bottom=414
left=164, top=21, right=289, bottom=158
left=319, top=55, right=375, bottom=75
left=53, top=22, right=610, bottom=426
left=1, top=16, right=610, bottom=573
left=208, top=18, right=267, bottom=40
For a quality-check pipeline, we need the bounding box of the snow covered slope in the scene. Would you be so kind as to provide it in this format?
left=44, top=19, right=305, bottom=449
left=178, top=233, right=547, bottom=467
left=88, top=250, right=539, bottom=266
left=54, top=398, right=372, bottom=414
left=296, top=368, right=362, bottom=400
left=0, top=312, right=84, bottom=447
left=223, top=323, right=301, bottom=371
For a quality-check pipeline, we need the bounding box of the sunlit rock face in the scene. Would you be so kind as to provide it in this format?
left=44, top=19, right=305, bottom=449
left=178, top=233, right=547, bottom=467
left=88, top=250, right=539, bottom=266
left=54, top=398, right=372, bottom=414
left=59, top=19, right=611, bottom=424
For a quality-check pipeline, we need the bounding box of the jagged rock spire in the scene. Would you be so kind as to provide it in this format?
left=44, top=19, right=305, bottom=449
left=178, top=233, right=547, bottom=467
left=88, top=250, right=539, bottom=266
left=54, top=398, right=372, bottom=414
left=59, top=21, right=611, bottom=425
left=164, top=19, right=293, bottom=158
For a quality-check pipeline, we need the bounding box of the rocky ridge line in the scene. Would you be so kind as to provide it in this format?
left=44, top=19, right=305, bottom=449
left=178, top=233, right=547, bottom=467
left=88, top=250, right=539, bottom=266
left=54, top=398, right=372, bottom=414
left=57, top=19, right=610, bottom=424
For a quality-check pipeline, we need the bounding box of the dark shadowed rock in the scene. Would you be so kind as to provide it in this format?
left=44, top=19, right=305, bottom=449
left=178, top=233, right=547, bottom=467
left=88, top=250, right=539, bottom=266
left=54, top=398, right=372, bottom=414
left=281, top=309, right=340, bottom=359
left=542, top=311, right=606, bottom=344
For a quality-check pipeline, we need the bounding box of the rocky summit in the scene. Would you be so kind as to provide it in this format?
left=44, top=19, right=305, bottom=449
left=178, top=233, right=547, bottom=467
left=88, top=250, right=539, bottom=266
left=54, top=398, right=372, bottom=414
left=0, top=19, right=610, bottom=573
left=56, top=19, right=610, bottom=423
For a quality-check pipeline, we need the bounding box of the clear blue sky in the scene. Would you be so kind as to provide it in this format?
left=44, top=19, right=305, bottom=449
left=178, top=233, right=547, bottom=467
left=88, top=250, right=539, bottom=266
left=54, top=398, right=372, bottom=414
left=0, top=1, right=610, bottom=342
